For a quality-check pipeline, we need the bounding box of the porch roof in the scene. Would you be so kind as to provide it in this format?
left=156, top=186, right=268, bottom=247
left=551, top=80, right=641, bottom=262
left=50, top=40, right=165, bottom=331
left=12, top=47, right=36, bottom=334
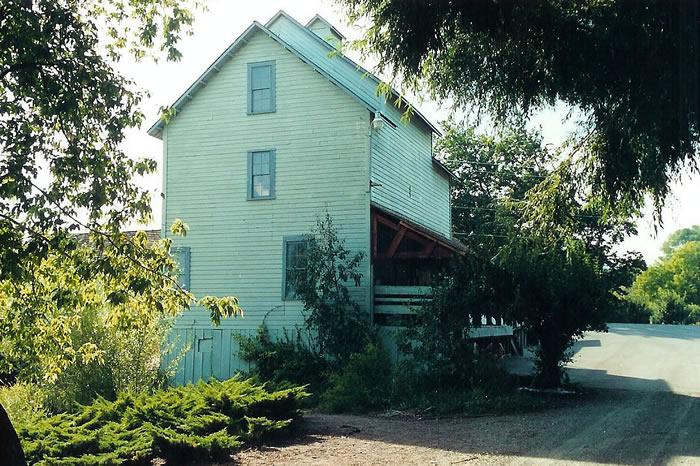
left=371, top=203, right=467, bottom=256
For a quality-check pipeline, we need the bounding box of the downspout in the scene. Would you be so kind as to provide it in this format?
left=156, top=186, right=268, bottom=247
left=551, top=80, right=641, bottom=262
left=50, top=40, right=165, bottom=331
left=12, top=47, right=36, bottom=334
left=367, top=97, right=387, bottom=323
left=366, top=112, right=374, bottom=324
left=161, top=129, right=168, bottom=239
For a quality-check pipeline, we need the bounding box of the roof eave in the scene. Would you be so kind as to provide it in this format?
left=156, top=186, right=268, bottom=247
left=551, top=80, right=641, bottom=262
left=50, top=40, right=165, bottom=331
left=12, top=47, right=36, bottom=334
left=146, top=22, right=263, bottom=140
left=432, top=157, right=458, bottom=181
left=267, top=11, right=441, bottom=136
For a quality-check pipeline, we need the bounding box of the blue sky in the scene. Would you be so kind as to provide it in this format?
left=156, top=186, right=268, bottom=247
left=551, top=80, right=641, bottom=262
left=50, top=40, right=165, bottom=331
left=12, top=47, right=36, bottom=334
left=119, top=0, right=700, bottom=263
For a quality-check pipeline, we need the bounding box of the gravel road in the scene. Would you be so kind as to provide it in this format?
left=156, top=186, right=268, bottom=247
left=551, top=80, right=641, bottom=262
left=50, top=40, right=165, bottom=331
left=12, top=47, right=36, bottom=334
left=234, top=324, right=700, bottom=465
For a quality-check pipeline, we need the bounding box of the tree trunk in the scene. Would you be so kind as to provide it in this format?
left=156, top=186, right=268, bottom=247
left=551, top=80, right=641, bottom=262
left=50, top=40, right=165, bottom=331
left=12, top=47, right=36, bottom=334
left=0, top=403, right=26, bottom=466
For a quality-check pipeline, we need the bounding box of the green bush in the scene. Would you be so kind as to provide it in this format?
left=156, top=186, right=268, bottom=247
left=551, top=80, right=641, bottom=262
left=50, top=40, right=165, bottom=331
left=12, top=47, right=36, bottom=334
left=0, top=382, right=46, bottom=426
left=320, top=342, right=392, bottom=414
left=291, top=213, right=371, bottom=366
left=238, top=325, right=329, bottom=394
left=42, top=307, right=177, bottom=413
left=397, top=275, right=477, bottom=390
left=18, top=377, right=308, bottom=465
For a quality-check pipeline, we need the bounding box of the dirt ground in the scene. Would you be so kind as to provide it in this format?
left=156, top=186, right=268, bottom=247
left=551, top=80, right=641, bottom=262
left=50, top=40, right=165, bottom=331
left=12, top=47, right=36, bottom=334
left=233, top=389, right=700, bottom=465
left=233, top=325, right=700, bottom=465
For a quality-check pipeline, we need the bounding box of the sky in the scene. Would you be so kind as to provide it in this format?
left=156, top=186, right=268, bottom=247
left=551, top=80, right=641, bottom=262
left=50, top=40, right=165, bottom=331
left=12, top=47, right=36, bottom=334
left=119, top=0, right=700, bottom=264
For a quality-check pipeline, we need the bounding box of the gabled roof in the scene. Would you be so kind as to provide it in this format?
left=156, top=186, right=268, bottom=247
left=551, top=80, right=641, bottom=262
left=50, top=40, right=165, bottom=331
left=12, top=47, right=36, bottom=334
left=305, top=14, right=346, bottom=41
left=147, top=11, right=439, bottom=139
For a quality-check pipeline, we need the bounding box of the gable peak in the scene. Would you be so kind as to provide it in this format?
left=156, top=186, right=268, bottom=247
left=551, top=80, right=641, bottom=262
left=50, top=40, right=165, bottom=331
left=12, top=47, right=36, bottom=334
left=305, top=14, right=345, bottom=48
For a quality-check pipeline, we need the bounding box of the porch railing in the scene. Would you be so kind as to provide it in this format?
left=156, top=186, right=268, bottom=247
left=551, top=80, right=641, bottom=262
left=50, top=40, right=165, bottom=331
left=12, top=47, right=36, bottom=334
left=373, top=285, right=514, bottom=338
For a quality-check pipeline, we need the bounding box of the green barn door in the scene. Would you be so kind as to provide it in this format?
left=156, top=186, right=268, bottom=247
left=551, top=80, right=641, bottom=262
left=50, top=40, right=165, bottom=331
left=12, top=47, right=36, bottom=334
left=168, top=327, right=236, bottom=385
left=194, top=329, right=225, bottom=382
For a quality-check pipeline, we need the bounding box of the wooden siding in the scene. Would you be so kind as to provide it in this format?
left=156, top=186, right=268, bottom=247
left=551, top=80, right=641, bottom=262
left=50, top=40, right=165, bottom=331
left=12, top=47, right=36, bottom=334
left=268, top=13, right=450, bottom=238
left=370, top=105, right=452, bottom=238
left=163, top=30, right=371, bottom=380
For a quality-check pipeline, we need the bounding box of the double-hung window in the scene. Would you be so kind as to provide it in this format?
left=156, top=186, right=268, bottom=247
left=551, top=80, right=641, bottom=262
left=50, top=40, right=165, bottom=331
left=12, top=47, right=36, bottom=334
left=247, top=150, right=275, bottom=200
left=283, top=236, right=309, bottom=300
left=247, top=61, right=276, bottom=114
left=171, top=246, right=191, bottom=290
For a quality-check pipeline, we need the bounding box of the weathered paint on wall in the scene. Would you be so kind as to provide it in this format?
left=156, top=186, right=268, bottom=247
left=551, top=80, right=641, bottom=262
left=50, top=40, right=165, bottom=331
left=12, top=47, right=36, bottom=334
left=370, top=104, right=452, bottom=238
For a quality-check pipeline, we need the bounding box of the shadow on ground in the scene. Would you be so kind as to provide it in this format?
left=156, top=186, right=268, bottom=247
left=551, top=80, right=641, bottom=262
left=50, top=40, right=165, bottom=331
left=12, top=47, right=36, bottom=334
left=236, top=374, right=699, bottom=465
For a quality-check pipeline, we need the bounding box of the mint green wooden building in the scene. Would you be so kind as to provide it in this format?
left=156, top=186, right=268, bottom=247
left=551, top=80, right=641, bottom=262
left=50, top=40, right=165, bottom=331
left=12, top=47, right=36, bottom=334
left=147, top=11, right=466, bottom=384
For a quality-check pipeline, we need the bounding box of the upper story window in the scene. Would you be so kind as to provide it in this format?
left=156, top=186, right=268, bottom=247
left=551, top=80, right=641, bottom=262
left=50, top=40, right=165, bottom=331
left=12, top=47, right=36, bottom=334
left=247, top=61, right=276, bottom=114
left=247, top=150, right=276, bottom=200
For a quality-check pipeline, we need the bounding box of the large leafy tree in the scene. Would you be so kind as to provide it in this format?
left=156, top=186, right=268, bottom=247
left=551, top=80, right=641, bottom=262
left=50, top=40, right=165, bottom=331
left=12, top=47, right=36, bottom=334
left=1, top=0, right=197, bottom=275
left=0, top=0, right=244, bottom=370
left=1, top=1, right=237, bottom=460
left=339, top=0, right=700, bottom=211
left=627, top=238, right=700, bottom=324
left=438, top=122, right=639, bottom=387
left=662, top=225, right=700, bottom=256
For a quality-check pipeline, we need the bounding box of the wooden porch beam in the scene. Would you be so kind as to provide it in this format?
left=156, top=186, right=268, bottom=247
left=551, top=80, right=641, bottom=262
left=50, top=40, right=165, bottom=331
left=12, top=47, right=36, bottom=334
left=386, top=226, right=406, bottom=258
left=375, top=213, right=400, bottom=230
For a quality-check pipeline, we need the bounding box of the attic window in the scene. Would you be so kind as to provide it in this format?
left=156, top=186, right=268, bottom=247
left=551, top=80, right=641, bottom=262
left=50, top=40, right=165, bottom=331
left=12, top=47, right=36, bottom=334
left=247, top=61, right=276, bottom=114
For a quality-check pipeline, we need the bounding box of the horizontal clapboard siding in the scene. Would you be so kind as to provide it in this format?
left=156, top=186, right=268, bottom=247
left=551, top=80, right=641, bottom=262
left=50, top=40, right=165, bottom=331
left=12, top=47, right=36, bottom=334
left=370, top=104, right=451, bottom=238
left=163, top=30, right=370, bottom=378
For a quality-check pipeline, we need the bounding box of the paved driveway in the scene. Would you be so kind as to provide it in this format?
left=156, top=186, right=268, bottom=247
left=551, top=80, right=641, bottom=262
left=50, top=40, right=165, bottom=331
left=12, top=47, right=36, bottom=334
left=568, top=323, right=700, bottom=395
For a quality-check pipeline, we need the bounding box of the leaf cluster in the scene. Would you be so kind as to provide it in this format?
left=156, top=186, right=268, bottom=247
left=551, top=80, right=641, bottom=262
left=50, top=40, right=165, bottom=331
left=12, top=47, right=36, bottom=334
left=627, top=237, right=700, bottom=324
left=0, top=228, right=240, bottom=385
left=0, top=0, right=200, bottom=287
left=434, top=122, right=639, bottom=387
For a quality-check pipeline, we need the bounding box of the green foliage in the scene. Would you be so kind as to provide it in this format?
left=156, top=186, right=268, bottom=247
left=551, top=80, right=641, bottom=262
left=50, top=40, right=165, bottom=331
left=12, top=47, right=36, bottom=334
left=17, top=377, right=308, bottom=465
left=627, top=239, right=700, bottom=324
left=397, top=274, right=475, bottom=389
left=501, top=239, right=608, bottom=388
left=0, top=229, right=240, bottom=387
left=319, top=342, right=392, bottom=414
left=662, top=225, right=700, bottom=256
left=1, top=0, right=202, bottom=284
left=0, top=383, right=46, bottom=427
left=238, top=325, right=329, bottom=394
left=340, top=0, right=700, bottom=210
left=291, top=213, right=371, bottom=365
left=1, top=0, right=244, bottom=434
left=39, top=308, right=179, bottom=414
left=435, top=122, right=631, bottom=387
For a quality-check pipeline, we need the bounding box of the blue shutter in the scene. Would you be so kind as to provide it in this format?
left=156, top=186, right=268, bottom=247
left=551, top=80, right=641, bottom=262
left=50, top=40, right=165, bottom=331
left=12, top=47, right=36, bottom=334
left=172, top=246, right=191, bottom=290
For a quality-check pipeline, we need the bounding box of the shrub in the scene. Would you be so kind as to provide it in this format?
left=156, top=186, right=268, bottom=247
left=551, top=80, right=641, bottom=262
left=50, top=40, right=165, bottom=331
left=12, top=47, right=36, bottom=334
left=238, top=325, right=329, bottom=393
left=397, top=275, right=475, bottom=390
left=0, top=382, right=46, bottom=426
left=653, top=293, right=694, bottom=324
left=292, top=213, right=371, bottom=366
left=41, top=307, right=176, bottom=413
left=320, top=342, right=392, bottom=414
left=19, top=377, right=308, bottom=465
